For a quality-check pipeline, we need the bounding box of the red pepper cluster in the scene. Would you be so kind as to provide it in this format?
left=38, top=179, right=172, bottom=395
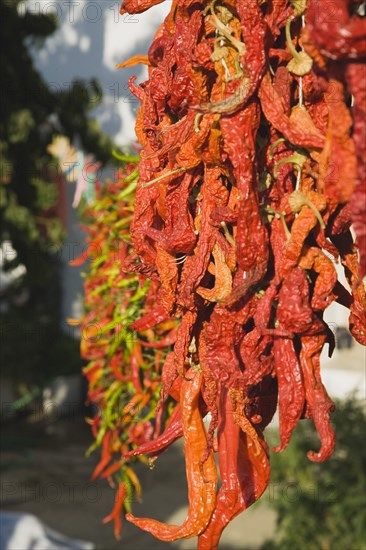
left=85, top=0, right=365, bottom=546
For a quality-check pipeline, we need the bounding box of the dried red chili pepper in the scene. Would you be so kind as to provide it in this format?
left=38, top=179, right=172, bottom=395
left=306, top=0, right=366, bottom=60
left=198, top=388, right=270, bottom=550
left=298, top=246, right=337, bottom=311
left=259, top=72, right=325, bottom=151
left=300, top=329, right=336, bottom=462
left=346, top=61, right=366, bottom=278
left=126, top=369, right=217, bottom=540
left=103, top=482, right=127, bottom=539
left=272, top=336, right=305, bottom=453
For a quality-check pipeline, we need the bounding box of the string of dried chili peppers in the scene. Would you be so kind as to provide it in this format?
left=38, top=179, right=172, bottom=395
left=73, top=161, right=179, bottom=538
left=80, top=0, right=365, bottom=546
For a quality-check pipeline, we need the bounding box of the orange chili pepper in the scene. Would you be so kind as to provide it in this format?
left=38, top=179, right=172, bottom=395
left=103, top=482, right=127, bottom=539
left=126, top=369, right=217, bottom=540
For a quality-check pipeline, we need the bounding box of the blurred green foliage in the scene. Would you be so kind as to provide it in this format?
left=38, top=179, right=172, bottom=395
left=261, top=397, right=366, bottom=550
left=0, top=0, right=113, bottom=387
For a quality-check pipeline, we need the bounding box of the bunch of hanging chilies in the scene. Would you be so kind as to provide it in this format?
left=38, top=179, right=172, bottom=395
left=101, top=0, right=366, bottom=547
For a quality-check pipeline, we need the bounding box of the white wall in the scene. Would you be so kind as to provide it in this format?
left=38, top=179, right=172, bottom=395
left=26, top=0, right=171, bottom=145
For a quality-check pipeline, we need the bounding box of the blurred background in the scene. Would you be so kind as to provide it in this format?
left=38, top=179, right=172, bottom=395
left=0, top=1, right=365, bottom=549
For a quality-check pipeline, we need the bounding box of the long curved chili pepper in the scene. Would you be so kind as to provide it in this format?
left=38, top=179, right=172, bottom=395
left=126, top=369, right=217, bottom=540
left=198, top=387, right=270, bottom=550
left=298, top=246, right=337, bottom=311
left=300, top=329, right=336, bottom=462
left=102, top=482, right=127, bottom=539
left=272, top=336, right=305, bottom=453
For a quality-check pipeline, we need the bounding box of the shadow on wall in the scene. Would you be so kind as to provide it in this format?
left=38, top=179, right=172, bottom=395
left=26, top=0, right=172, bottom=144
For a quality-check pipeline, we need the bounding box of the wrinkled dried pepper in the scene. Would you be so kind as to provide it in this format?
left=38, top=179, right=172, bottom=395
left=126, top=369, right=217, bottom=540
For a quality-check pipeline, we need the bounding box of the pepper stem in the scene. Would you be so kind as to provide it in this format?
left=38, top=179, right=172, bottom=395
left=273, top=151, right=307, bottom=178
left=266, top=207, right=291, bottom=240
left=220, top=221, right=236, bottom=246
left=280, top=212, right=291, bottom=241
left=289, top=190, right=326, bottom=229
left=269, top=137, right=286, bottom=160
left=194, top=113, right=203, bottom=132
left=209, top=1, right=246, bottom=56
left=141, top=167, right=186, bottom=188
left=286, top=17, right=300, bottom=61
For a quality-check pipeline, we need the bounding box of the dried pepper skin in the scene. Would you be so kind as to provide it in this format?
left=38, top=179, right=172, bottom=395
left=318, top=79, right=357, bottom=204
left=299, top=247, right=337, bottom=311
left=198, top=388, right=270, bottom=550
left=160, top=172, right=197, bottom=253
left=120, top=0, right=165, bottom=15
left=220, top=103, right=269, bottom=287
left=126, top=370, right=217, bottom=540
left=276, top=267, right=313, bottom=333
left=202, top=307, right=243, bottom=388
left=304, top=0, right=366, bottom=275
left=259, top=73, right=325, bottom=151
left=177, top=167, right=227, bottom=309
left=173, top=310, right=197, bottom=376
left=272, top=337, right=305, bottom=453
left=81, top=0, right=366, bottom=544
left=346, top=61, right=366, bottom=278
left=196, top=0, right=267, bottom=114
left=306, top=0, right=366, bottom=60
left=197, top=242, right=232, bottom=302
left=130, top=159, right=161, bottom=267
left=331, top=230, right=366, bottom=345
left=240, top=328, right=272, bottom=387
left=300, top=330, right=336, bottom=462
left=155, top=246, right=179, bottom=314
left=278, top=191, right=328, bottom=280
